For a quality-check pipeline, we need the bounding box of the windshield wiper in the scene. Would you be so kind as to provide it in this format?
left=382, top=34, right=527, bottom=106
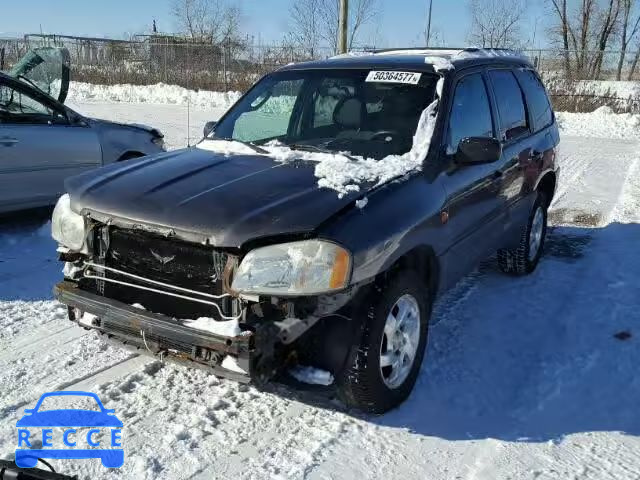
left=288, top=143, right=357, bottom=161
left=209, top=136, right=268, bottom=154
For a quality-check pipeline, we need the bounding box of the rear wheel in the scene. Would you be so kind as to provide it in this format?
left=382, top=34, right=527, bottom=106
left=497, top=192, right=548, bottom=275
left=337, top=271, right=430, bottom=413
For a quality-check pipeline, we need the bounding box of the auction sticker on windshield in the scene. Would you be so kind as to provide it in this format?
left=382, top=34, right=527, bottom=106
left=365, top=71, right=422, bottom=84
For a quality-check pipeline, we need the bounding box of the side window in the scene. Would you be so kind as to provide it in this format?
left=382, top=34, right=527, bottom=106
left=447, top=73, right=494, bottom=153
left=515, top=69, right=553, bottom=132
left=488, top=70, right=528, bottom=141
left=232, top=79, right=303, bottom=142
left=0, top=83, right=64, bottom=124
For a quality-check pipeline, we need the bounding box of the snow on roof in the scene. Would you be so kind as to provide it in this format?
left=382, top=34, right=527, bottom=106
left=333, top=47, right=529, bottom=67
left=455, top=48, right=530, bottom=62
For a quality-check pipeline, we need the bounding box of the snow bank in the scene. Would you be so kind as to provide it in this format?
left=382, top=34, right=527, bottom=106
left=557, top=107, right=640, bottom=140
left=66, top=81, right=242, bottom=111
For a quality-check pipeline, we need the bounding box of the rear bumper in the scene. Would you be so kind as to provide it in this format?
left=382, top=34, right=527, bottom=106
left=53, top=281, right=253, bottom=383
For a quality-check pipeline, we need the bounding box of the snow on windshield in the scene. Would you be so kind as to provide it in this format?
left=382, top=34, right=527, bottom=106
left=196, top=77, right=443, bottom=198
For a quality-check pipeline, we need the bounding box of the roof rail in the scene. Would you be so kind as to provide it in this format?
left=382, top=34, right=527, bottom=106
left=365, top=47, right=521, bottom=53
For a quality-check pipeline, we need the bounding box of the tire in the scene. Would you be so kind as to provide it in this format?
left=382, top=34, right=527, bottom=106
left=337, top=270, right=430, bottom=414
left=497, top=191, right=548, bottom=275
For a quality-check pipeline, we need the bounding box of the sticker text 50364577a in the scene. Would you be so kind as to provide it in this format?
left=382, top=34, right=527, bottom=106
left=365, top=71, right=422, bottom=85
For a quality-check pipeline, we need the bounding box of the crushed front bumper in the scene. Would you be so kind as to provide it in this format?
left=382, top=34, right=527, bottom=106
left=54, top=281, right=253, bottom=383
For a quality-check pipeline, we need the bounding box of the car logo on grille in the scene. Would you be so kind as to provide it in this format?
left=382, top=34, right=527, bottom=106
left=150, top=250, right=176, bottom=266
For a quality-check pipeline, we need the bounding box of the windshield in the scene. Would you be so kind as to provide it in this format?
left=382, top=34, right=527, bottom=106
left=212, top=69, right=438, bottom=160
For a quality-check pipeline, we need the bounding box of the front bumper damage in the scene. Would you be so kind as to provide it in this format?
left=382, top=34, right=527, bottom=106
left=54, top=221, right=362, bottom=384
left=54, top=281, right=254, bottom=382
left=54, top=278, right=359, bottom=384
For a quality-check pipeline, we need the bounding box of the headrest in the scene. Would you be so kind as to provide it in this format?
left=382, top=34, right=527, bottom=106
left=333, top=97, right=362, bottom=129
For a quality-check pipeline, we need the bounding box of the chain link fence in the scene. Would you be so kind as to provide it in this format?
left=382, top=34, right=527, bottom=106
left=1, top=34, right=335, bottom=92
left=2, top=35, right=639, bottom=113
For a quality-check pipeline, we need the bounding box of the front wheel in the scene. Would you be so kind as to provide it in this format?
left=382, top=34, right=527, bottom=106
left=337, top=271, right=430, bottom=414
left=497, top=192, right=548, bottom=275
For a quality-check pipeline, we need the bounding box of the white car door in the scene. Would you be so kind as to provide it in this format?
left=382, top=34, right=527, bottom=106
left=0, top=77, right=102, bottom=213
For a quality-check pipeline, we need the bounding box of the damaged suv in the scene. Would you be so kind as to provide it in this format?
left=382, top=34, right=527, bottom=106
left=53, top=48, right=559, bottom=413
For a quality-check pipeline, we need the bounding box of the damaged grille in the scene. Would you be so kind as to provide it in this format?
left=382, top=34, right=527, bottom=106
left=84, top=226, right=236, bottom=319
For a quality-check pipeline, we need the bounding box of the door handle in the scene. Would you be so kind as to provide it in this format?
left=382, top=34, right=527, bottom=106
left=492, top=170, right=503, bottom=180
left=0, top=137, right=18, bottom=146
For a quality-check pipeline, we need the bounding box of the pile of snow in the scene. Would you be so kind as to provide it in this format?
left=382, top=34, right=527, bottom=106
left=66, top=81, right=242, bottom=111
left=557, top=106, right=640, bottom=140
left=289, top=365, right=335, bottom=386
left=183, top=317, right=242, bottom=337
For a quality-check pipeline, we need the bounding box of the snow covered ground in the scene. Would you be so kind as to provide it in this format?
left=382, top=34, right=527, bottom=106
left=1, top=93, right=639, bottom=479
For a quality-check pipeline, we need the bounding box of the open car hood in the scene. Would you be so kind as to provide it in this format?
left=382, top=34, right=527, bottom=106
left=9, top=47, right=70, bottom=103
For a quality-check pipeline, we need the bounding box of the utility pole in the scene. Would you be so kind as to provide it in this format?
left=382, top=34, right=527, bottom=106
left=426, top=0, right=433, bottom=46
left=338, top=0, right=349, bottom=54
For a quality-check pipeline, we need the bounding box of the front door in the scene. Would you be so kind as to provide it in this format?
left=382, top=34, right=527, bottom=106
left=0, top=77, right=101, bottom=212
left=439, top=71, right=506, bottom=288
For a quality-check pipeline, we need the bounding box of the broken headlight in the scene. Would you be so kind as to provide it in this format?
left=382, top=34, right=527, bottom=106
left=51, top=194, right=86, bottom=251
left=232, top=240, right=351, bottom=296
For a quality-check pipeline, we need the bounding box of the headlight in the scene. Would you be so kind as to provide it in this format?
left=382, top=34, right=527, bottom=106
left=232, top=240, right=351, bottom=296
left=51, top=194, right=86, bottom=251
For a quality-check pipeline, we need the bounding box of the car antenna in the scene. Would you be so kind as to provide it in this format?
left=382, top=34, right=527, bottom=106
left=187, top=92, right=191, bottom=148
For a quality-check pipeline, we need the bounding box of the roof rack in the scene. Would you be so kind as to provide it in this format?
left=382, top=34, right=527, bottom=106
left=364, top=47, right=519, bottom=54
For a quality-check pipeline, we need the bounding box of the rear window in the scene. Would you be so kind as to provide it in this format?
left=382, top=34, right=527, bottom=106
left=515, top=69, right=553, bottom=132
left=488, top=70, right=528, bottom=141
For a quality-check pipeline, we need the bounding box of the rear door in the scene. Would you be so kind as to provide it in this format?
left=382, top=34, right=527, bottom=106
left=439, top=71, right=505, bottom=286
left=486, top=68, right=541, bottom=236
left=0, top=77, right=101, bottom=212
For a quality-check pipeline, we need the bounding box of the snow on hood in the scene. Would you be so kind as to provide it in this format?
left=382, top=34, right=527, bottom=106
left=195, top=91, right=441, bottom=198
left=197, top=139, right=267, bottom=156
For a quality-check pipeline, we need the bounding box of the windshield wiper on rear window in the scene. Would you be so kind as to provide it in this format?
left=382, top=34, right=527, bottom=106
left=209, top=136, right=268, bottom=154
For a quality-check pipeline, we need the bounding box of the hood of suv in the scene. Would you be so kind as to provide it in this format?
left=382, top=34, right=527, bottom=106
left=65, top=147, right=362, bottom=247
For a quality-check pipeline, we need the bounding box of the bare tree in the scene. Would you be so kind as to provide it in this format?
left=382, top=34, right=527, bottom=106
left=467, top=0, right=527, bottom=48
left=171, top=0, right=241, bottom=44
left=289, top=0, right=323, bottom=56
left=617, top=0, right=640, bottom=79
left=548, top=0, right=624, bottom=79
left=591, top=0, right=621, bottom=78
left=288, top=0, right=378, bottom=55
left=549, top=0, right=573, bottom=76
left=628, top=34, right=640, bottom=78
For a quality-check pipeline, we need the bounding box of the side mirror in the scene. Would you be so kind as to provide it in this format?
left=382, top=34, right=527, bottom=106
left=455, top=137, right=502, bottom=165
left=203, top=121, right=217, bottom=137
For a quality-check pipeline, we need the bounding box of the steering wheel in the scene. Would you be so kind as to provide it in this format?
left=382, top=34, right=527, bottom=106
left=370, top=130, right=400, bottom=142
